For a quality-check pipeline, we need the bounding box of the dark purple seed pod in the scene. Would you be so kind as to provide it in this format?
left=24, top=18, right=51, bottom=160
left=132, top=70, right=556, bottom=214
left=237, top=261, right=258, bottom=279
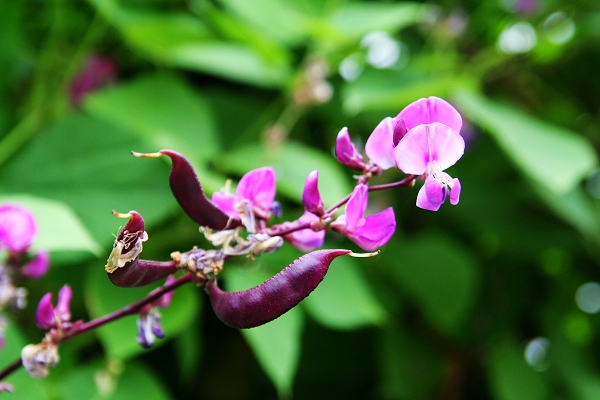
left=158, top=150, right=240, bottom=231
left=206, top=249, right=352, bottom=329
left=106, top=211, right=178, bottom=287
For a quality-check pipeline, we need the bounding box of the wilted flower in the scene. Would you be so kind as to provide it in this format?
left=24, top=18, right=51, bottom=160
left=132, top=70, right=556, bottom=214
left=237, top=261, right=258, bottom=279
left=21, top=341, right=60, bottom=378
left=331, top=185, right=395, bottom=251
left=136, top=276, right=175, bottom=348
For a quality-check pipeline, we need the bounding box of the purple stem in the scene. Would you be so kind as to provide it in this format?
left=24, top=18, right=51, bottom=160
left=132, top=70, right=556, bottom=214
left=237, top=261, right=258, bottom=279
left=0, top=273, right=193, bottom=381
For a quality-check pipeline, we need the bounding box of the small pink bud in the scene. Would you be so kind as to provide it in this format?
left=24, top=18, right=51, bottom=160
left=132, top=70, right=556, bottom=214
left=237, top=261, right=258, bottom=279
left=335, top=128, right=366, bottom=171
left=20, top=250, right=50, bottom=279
left=55, top=285, right=72, bottom=323
left=302, top=170, right=325, bottom=216
left=36, top=293, right=55, bottom=329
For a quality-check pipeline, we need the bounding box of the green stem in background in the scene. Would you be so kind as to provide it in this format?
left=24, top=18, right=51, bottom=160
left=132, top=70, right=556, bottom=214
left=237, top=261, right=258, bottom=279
left=0, top=112, right=42, bottom=168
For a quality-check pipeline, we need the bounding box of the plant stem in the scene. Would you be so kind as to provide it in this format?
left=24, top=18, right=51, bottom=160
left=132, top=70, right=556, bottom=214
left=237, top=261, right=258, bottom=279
left=0, top=273, right=193, bottom=381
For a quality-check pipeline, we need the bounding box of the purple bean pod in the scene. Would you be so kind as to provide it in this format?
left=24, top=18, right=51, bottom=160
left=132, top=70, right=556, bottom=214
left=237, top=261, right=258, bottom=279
left=157, top=150, right=240, bottom=231
left=106, top=211, right=179, bottom=287
left=206, top=249, right=352, bottom=328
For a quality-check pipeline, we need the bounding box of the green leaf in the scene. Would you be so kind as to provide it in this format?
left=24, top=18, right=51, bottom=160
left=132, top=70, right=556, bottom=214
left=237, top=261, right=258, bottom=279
left=225, top=266, right=304, bottom=397
left=328, top=2, right=432, bottom=41
left=487, top=340, right=549, bottom=400
left=55, top=359, right=173, bottom=400
left=84, top=265, right=200, bottom=361
left=383, top=233, right=480, bottom=335
left=454, top=90, right=598, bottom=195
left=0, top=114, right=177, bottom=245
left=0, top=194, right=101, bottom=256
left=85, top=74, right=219, bottom=160
left=303, top=255, right=387, bottom=330
left=1, top=317, right=51, bottom=400
left=215, top=141, right=351, bottom=206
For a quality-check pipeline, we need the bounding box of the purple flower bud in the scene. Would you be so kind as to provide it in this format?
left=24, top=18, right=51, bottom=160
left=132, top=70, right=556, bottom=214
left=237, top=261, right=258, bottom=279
left=0, top=205, right=37, bottom=253
left=36, top=293, right=56, bottom=330
left=302, top=170, right=325, bottom=216
left=335, top=128, right=366, bottom=171
left=20, top=250, right=50, bottom=279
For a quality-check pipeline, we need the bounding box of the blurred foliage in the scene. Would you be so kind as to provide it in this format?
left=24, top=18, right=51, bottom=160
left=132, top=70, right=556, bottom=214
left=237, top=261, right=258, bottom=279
left=1, top=0, right=600, bottom=399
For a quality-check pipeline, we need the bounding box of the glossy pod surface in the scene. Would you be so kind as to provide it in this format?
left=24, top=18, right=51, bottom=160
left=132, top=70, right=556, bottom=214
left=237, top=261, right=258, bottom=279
left=159, top=150, right=239, bottom=231
left=207, top=249, right=351, bottom=328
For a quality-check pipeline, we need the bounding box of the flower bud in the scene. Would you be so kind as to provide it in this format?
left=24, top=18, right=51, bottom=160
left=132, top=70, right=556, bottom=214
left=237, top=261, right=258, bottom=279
left=335, top=128, right=366, bottom=171
left=302, top=170, right=325, bottom=216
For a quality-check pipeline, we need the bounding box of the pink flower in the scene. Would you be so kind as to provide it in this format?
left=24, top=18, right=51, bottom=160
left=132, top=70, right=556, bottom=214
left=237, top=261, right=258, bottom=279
left=283, top=211, right=325, bottom=252
left=393, top=97, right=464, bottom=211
left=331, top=185, right=395, bottom=251
left=36, top=285, right=72, bottom=330
left=69, top=55, right=117, bottom=107
left=212, top=167, right=277, bottom=230
left=20, top=250, right=50, bottom=279
left=0, top=205, right=37, bottom=253
left=335, top=128, right=366, bottom=171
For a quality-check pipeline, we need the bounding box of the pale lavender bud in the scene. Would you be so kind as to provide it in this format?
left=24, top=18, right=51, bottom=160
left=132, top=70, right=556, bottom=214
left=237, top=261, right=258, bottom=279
left=20, top=250, right=50, bottom=279
left=335, top=128, right=366, bottom=171
left=136, top=309, right=164, bottom=348
left=302, top=170, right=325, bottom=216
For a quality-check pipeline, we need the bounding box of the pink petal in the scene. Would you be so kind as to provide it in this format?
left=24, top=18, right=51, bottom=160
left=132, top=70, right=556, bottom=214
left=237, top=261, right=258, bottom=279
left=56, top=285, right=72, bottom=322
left=394, top=123, right=464, bottom=174
left=365, top=117, right=396, bottom=170
left=211, top=192, right=237, bottom=219
left=416, top=177, right=443, bottom=211
left=449, top=178, right=461, bottom=205
left=155, top=275, right=176, bottom=308
left=237, top=167, right=276, bottom=211
left=302, top=170, right=324, bottom=216
left=0, top=205, right=37, bottom=253
left=397, top=96, right=462, bottom=133
left=283, top=212, right=325, bottom=252
left=349, top=207, right=396, bottom=251
left=345, top=185, right=368, bottom=232
left=335, top=128, right=365, bottom=171
left=20, top=250, right=50, bottom=279
left=36, top=293, right=55, bottom=329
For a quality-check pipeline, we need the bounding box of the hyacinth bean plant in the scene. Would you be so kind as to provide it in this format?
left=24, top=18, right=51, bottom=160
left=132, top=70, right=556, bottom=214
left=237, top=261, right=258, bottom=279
left=0, top=97, right=464, bottom=389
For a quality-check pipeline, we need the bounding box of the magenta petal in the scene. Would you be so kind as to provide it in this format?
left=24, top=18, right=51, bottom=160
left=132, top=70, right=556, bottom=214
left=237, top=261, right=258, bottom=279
left=36, top=293, right=55, bottom=329
left=393, top=124, right=432, bottom=175
left=237, top=167, right=276, bottom=211
left=0, top=205, right=37, bottom=253
left=20, top=250, right=50, bottom=279
left=416, top=178, right=443, bottom=211
left=427, top=123, right=465, bottom=170
left=56, top=285, right=72, bottom=322
left=397, top=96, right=462, bottom=133
left=335, top=128, right=365, bottom=171
left=349, top=207, right=396, bottom=251
left=345, top=185, right=368, bottom=232
left=302, top=170, right=324, bottom=216
left=211, top=192, right=237, bottom=219
left=284, top=212, right=326, bottom=252
left=365, top=117, right=396, bottom=170
left=155, top=275, right=176, bottom=308
left=449, top=178, right=461, bottom=205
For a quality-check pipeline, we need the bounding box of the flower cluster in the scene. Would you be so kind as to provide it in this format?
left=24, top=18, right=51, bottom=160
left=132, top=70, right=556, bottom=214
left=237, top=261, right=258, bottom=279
left=0, top=205, right=50, bottom=350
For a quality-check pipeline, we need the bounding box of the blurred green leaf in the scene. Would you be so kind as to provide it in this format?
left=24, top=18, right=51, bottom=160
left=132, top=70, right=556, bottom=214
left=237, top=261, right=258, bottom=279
left=215, top=141, right=351, bottom=206
left=303, top=255, right=387, bottom=330
left=85, top=74, right=219, bottom=160
left=487, top=341, right=549, bottom=400
left=56, top=359, right=172, bottom=400
left=1, top=316, right=51, bottom=400
left=225, top=266, right=304, bottom=398
left=215, top=0, right=311, bottom=45
left=328, top=2, right=432, bottom=41
left=455, top=90, right=598, bottom=195
left=84, top=265, right=200, bottom=361
left=0, top=114, right=176, bottom=246
left=0, top=194, right=101, bottom=256
left=383, top=232, right=480, bottom=335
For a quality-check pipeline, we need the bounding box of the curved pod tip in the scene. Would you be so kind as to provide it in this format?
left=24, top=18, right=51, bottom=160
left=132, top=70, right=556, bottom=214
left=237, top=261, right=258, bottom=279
left=206, top=249, right=351, bottom=329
